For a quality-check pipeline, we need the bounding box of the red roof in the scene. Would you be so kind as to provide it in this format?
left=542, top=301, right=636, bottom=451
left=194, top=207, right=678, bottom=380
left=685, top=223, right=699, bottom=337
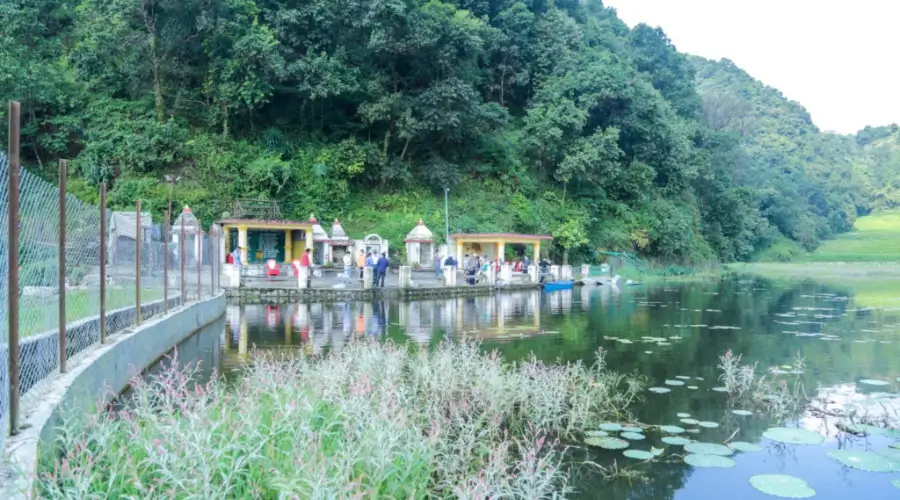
left=217, top=218, right=312, bottom=226
left=450, top=233, right=553, bottom=240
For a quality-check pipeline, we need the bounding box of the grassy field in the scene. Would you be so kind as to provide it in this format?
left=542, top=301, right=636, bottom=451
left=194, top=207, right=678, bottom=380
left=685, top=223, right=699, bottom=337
left=20, top=287, right=164, bottom=338
left=802, top=211, right=900, bottom=262
left=734, top=212, right=900, bottom=308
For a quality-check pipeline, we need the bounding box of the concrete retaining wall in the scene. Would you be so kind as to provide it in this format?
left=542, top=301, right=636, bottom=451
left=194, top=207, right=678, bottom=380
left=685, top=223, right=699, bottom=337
left=1, top=294, right=225, bottom=499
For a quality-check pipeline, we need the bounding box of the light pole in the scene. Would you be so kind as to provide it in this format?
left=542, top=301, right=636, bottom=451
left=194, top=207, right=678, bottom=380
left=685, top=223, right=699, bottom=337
left=444, top=187, right=450, bottom=248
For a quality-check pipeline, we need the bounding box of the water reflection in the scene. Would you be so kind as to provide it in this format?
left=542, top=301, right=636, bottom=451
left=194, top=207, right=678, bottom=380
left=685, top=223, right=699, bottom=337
left=217, top=277, right=900, bottom=500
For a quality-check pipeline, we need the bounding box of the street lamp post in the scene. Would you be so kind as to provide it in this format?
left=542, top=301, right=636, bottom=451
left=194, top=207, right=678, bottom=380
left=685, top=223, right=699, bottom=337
left=444, top=187, right=450, bottom=247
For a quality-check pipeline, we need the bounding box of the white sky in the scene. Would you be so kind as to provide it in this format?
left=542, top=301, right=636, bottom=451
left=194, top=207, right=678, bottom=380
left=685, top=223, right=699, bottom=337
left=603, top=0, right=900, bottom=134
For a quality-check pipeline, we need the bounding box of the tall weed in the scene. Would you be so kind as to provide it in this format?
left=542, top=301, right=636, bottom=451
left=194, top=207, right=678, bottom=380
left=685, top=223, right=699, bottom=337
left=37, top=340, right=639, bottom=499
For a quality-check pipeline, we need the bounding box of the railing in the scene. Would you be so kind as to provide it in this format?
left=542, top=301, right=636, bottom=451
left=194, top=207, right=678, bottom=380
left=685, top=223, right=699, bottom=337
left=0, top=101, right=222, bottom=443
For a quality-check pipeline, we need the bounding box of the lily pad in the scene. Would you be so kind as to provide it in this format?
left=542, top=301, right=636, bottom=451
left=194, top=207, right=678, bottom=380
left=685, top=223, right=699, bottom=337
left=712, top=387, right=729, bottom=393
left=622, top=449, right=654, bottom=460
left=684, top=453, right=736, bottom=468
left=681, top=418, right=700, bottom=425
left=732, top=409, right=753, bottom=416
left=684, top=442, right=734, bottom=456
left=749, top=474, right=816, bottom=498
left=891, top=442, right=900, bottom=450
left=729, top=441, right=763, bottom=452
left=621, top=432, right=646, bottom=440
left=661, top=436, right=692, bottom=446
left=859, top=379, right=889, bottom=386
left=584, top=430, right=609, bottom=438
left=763, top=427, right=826, bottom=445
left=651, top=447, right=665, bottom=456
left=826, top=449, right=899, bottom=472
left=698, top=421, right=720, bottom=428
left=584, top=436, right=629, bottom=450
left=676, top=412, right=691, bottom=418
left=665, top=379, right=685, bottom=386
left=649, top=387, right=671, bottom=394
left=598, top=423, right=623, bottom=432
left=622, top=426, right=644, bottom=433
left=892, top=479, right=900, bottom=489
left=675, top=375, right=692, bottom=380
left=660, top=425, right=685, bottom=434
left=687, top=385, right=699, bottom=390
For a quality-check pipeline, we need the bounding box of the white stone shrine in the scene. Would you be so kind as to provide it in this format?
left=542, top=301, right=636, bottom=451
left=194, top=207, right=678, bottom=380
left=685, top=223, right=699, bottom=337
left=404, top=219, right=434, bottom=267
left=309, top=214, right=331, bottom=265
left=329, top=219, right=351, bottom=263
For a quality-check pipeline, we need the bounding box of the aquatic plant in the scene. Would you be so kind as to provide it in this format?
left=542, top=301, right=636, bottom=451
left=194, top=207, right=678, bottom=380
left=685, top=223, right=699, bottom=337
left=36, top=340, right=641, bottom=498
left=716, top=349, right=808, bottom=419
left=717, top=349, right=757, bottom=397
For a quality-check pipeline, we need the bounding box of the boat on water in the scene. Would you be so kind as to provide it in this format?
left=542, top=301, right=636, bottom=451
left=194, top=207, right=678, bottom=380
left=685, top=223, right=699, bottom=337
left=542, top=280, right=575, bottom=291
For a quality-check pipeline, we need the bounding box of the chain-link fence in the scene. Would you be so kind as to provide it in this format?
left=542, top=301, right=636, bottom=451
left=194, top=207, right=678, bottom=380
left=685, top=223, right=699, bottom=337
left=0, top=152, right=10, bottom=449
left=1, top=143, right=219, bottom=437
left=15, top=162, right=64, bottom=415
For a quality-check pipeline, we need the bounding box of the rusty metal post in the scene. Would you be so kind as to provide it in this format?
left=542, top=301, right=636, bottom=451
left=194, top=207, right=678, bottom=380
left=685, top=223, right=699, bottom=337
left=135, top=199, right=142, bottom=326
left=8, top=101, right=21, bottom=433
left=99, top=183, right=107, bottom=343
left=197, top=231, right=202, bottom=299
left=58, top=160, right=67, bottom=373
left=180, top=216, right=186, bottom=304
left=163, top=209, right=169, bottom=314
left=209, top=232, right=215, bottom=296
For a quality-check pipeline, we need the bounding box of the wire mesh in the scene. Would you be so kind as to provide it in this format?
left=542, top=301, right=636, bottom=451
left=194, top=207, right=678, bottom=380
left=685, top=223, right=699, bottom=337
left=140, top=228, right=168, bottom=322
left=63, top=192, right=104, bottom=364
left=106, top=212, right=146, bottom=335
left=16, top=165, right=62, bottom=413
left=0, top=153, right=10, bottom=444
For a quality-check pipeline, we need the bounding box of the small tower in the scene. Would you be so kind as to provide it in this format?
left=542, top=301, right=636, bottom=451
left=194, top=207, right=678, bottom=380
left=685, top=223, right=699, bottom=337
left=404, top=219, right=434, bottom=266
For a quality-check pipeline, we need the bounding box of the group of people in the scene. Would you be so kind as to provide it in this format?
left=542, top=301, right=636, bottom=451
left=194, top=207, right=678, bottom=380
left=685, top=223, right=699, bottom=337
left=432, top=251, right=533, bottom=286
left=346, top=249, right=390, bottom=287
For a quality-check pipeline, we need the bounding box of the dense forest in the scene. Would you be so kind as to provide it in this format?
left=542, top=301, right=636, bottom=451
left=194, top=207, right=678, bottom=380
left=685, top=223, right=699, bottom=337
left=1, top=0, right=897, bottom=263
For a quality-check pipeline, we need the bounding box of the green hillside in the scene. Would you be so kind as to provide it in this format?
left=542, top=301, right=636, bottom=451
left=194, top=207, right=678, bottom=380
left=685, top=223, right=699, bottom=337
left=1, top=0, right=897, bottom=264
left=804, top=212, right=900, bottom=262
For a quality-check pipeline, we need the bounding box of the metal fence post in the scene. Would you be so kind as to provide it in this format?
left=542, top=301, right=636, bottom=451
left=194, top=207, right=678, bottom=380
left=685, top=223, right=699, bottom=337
left=100, top=183, right=107, bottom=344
left=197, top=232, right=202, bottom=300
left=8, top=101, right=21, bottom=433
left=163, top=210, right=169, bottom=314
left=135, top=199, right=142, bottom=326
left=209, top=232, right=215, bottom=297
left=58, top=160, right=67, bottom=373
left=180, top=217, right=186, bottom=304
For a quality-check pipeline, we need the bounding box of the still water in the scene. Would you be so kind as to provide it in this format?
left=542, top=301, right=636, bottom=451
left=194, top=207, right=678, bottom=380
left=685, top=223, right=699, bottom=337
left=196, top=276, right=900, bottom=499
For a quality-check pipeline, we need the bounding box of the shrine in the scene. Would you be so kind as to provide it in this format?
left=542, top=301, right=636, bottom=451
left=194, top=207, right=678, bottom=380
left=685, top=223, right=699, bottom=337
left=404, top=219, right=434, bottom=266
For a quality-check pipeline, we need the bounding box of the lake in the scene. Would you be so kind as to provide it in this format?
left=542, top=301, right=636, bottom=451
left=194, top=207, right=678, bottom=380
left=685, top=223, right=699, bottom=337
left=197, top=275, right=900, bottom=499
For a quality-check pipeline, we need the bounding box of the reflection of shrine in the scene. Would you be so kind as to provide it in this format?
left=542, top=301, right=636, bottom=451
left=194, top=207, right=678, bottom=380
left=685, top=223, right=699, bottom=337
left=389, top=291, right=546, bottom=341
left=223, top=290, right=560, bottom=364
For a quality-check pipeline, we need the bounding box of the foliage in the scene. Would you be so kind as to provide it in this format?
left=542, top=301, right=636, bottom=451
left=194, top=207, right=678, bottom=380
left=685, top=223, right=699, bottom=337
left=38, top=340, right=640, bottom=497
left=3, top=0, right=897, bottom=263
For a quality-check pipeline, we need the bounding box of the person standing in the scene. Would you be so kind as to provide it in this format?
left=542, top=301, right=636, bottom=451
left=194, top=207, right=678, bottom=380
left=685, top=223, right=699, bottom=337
left=376, top=252, right=390, bottom=288
left=342, top=251, right=352, bottom=278
left=300, top=248, right=312, bottom=288
left=356, top=250, right=366, bottom=279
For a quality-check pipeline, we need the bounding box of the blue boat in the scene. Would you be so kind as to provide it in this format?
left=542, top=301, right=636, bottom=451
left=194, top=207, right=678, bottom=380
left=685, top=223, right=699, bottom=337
left=542, top=280, right=574, bottom=291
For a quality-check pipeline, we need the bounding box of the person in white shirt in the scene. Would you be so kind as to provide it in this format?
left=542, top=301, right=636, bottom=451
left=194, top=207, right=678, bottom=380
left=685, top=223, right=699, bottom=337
left=342, top=252, right=352, bottom=278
